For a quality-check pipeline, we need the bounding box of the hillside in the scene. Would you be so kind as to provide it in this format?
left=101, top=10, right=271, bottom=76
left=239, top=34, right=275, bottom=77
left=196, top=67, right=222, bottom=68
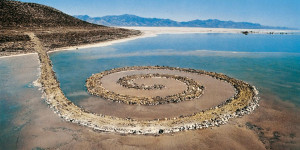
left=0, top=1, right=140, bottom=56
left=74, top=14, right=291, bottom=29
left=0, top=0, right=100, bottom=28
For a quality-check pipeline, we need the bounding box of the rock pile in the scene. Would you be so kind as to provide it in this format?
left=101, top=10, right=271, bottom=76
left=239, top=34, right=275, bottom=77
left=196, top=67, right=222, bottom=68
left=117, top=74, right=166, bottom=90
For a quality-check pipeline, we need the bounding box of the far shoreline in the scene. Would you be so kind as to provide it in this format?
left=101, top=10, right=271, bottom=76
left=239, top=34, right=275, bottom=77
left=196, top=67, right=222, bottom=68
left=0, top=53, right=38, bottom=59
left=1, top=27, right=299, bottom=58
left=50, top=27, right=300, bottom=53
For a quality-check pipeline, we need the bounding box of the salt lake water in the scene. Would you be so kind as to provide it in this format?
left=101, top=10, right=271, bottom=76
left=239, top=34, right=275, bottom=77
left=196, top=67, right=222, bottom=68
left=49, top=33, right=300, bottom=106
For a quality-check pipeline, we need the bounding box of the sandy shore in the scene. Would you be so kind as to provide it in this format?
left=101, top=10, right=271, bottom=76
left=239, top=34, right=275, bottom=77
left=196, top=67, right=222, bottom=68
left=48, top=33, right=148, bottom=53
left=0, top=52, right=37, bottom=59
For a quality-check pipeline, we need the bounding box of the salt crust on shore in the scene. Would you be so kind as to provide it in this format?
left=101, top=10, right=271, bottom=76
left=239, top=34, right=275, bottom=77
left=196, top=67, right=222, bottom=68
left=0, top=53, right=38, bottom=59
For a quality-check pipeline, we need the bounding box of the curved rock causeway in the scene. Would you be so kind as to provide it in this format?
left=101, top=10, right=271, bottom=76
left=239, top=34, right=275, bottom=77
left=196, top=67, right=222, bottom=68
left=28, top=32, right=260, bottom=135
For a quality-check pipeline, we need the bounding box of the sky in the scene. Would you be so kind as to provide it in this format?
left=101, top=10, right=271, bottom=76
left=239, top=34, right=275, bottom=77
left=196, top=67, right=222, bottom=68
left=19, top=0, right=300, bottom=28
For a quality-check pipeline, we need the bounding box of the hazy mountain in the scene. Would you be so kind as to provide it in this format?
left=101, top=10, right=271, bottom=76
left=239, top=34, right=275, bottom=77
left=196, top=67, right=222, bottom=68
left=74, top=14, right=291, bottom=29
left=74, top=14, right=179, bottom=27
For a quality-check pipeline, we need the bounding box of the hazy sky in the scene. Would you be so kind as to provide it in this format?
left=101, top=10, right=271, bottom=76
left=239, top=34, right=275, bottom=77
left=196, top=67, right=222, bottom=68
left=19, top=0, right=300, bottom=28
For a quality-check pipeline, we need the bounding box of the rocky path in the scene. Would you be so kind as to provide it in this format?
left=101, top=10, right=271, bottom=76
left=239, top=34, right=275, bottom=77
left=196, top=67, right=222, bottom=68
left=26, top=32, right=161, bottom=134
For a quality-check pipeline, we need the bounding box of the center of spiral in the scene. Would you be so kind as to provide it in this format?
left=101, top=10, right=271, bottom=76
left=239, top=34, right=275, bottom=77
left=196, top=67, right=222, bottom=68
left=86, top=68, right=205, bottom=105
left=117, top=74, right=169, bottom=90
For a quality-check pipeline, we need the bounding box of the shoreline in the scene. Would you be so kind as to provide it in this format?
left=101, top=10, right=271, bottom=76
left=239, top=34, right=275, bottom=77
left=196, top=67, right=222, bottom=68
left=123, top=27, right=299, bottom=34
left=49, top=27, right=300, bottom=54
left=47, top=32, right=150, bottom=53
left=0, top=52, right=38, bottom=59
left=3, top=27, right=298, bottom=59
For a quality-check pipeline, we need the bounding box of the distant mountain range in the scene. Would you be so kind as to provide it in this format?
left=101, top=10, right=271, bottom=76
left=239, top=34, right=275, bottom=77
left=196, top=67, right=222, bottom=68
left=74, top=14, right=291, bottom=29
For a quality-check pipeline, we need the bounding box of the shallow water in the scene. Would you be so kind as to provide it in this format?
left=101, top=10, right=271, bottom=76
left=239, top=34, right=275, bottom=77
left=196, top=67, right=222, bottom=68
left=49, top=33, right=300, bottom=106
left=0, top=55, right=41, bottom=150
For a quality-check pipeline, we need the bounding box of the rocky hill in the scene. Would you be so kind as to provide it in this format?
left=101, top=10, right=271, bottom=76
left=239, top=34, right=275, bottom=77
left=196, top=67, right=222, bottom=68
left=0, top=1, right=140, bottom=56
left=75, top=14, right=291, bottom=29
left=0, top=0, right=99, bottom=28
